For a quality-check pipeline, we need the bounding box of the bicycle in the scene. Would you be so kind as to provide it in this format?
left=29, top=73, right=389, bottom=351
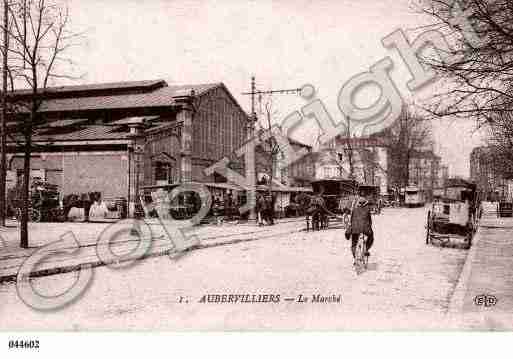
left=354, top=233, right=369, bottom=274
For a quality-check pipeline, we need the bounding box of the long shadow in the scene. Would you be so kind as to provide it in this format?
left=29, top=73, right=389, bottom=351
left=366, top=262, right=379, bottom=272
left=354, top=262, right=378, bottom=275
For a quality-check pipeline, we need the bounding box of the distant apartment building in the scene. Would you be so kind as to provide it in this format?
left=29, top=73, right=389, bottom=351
left=314, top=136, right=389, bottom=195
left=256, top=137, right=315, bottom=188
left=470, top=146, right=513, bottom=201
left=408, top=150, right=444, bottom=201
left=434, top=164, right=449, bottom=197
left=280, top=139, right=316, bottom=188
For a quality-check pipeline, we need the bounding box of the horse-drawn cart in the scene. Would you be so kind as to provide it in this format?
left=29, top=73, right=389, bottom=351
left=498, top=201, right=513, bottom=218
left=425, top=179, right=479, bottom=249
left=10, top=180, right=64, bottom=222
left=304, top=179, right=358, bottom=231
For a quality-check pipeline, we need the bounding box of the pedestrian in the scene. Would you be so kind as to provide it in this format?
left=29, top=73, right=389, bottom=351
left=213, top=196, right=223, bottom=225
left=268, top=194, right=276, bottom=225
left=226, top=190, right=233, bottom=221
left=256, top=194, right=265, bottom=226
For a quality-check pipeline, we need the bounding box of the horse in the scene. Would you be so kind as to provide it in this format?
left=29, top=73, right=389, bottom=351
left=258, top=194, right=276, bottom=225
left=298, top=193, right=360, bottom=231
left=298, top=194, right=329, bottom=231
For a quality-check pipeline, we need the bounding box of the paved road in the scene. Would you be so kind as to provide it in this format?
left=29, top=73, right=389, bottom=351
left=0, top=207, right=468, bottom=330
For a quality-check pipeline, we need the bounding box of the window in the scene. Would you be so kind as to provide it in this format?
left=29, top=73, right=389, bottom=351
left=154, top=162, right=173, bottom=183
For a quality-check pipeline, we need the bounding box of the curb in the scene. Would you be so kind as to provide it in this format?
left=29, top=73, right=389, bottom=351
left=0, top=224, right=293, bottom=262
left=0, top=226, right=303, bottom=284
left=447, top=221, right=483, bottom=314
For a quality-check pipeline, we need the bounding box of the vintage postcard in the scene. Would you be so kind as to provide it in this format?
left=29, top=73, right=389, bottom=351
left=0, top=0, right=512, bottom=339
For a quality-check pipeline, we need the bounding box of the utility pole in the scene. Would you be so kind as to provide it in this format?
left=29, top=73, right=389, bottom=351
left=0, top=0, right=8, bottom=226
left=242, top=78, right=302, bottom=182
left=242, top=80, right=302, bottom=113
left=241, top=76, right=301, bottom=220
left=345, top=116, right=355, bottom=182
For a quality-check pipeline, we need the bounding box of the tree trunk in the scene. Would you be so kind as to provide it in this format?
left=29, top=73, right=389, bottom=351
left=20, top=127, right=31, bottom=248
left=0, top=0, right=7, bottom=227
left=346, top=120, right=355, bottom=181
left=20, top=119, right=34, bottom=248
left=268, top=151, right=273, bottom=197
left=265, top=112, right=273, bottom=198
left=404, top=150, right=411, bottom=188
left=347, top=146, right=354, bottom=180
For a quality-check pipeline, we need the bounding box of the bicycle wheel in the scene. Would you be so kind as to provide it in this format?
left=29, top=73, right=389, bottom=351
left=354, top=233, right=368, bottom=271
left=343, top=213, right=350, bottom=227
left=354, top=234, right=363, bottom=269
left=29, top=208, right=42, bottom=223
left=360, top=234, right=368, bottom=269
left=425, top=210, right=431, bottom=245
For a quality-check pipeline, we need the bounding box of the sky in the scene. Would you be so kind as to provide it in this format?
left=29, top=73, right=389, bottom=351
left=59, top=0, right=485, bottom=177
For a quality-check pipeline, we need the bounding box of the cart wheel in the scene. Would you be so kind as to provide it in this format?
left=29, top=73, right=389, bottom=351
left=425, top=210, right=431, bottom=245
left=465, top=229, right=473, bottom=249
left=471, top=213, right=477, bottom=234
left=343, top=213, right=350, bottom=227
left=467, top=214, right=476, bottom=248
left=29, top=208, right=42, bottom=223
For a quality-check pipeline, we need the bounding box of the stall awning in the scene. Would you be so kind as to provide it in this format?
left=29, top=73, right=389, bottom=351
left=203, top=182, right=244, bottom=191
left=141, top=181, right=244, bottom=192
left=256, top=184, right=313, bottom=193
left=140, top=183, right=180, bottom=191
left=141, top=181, right=311, bottom=193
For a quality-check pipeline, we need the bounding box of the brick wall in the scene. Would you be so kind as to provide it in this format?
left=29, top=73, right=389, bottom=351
left=9, top=152, right=129, bottom=200
left=62, top=153, right=128, bottom=199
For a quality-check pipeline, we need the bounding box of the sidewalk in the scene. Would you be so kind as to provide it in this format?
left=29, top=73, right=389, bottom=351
left=0, top=217, right=306, bottom=284
left=449, top=203, right=513, bottom=329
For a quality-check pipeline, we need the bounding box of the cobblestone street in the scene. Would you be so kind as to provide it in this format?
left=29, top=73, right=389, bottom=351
left=0, top=207, right=469, bottom=330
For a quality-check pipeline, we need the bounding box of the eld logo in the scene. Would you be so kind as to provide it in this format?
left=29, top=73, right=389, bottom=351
left=474, top=294, right=498, bottom=307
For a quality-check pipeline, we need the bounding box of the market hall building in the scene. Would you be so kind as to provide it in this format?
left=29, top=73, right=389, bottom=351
left=5, top=80, right=252, bottom=217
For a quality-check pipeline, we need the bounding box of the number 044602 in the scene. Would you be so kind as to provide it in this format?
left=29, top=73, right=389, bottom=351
left=8, top=340, right=40, bottom=349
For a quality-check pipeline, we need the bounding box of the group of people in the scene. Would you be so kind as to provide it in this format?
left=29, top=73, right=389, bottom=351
left=213, top=187, right=375, bottom=263
left=256, top=193, right=275, bottom=226
left=212, top=191, right=237, bottom=225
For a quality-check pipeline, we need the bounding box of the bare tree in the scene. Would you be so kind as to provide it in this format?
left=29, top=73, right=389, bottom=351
left=322, top=119, right=355, bottom=180
left=486, top=112, right=513, bottom=179
left=315, top=125, right=350, bottom=180
left=418, top=0, right=513, bottom=125
left=1, top=0, right=81, bottom=248
left=344, top=120, right=355, bottom=180
left=256, top=99, right=280, bottom=197
left=357, top=147, right=377, bottom=184
left=384, top=108, right=433, bottom=189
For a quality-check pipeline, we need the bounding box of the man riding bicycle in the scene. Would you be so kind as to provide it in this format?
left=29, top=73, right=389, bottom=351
left=346, top=195, right=374, bottom=259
